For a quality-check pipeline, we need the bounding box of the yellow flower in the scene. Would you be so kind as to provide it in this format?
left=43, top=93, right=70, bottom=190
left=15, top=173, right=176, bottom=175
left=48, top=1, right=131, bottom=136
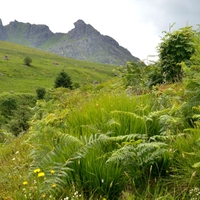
left=34, top=168, right=41, bottom=173
left=23, top=181, right=28, bottom=185
left=51, top=170, right=55, bottom=175
left=52, top=183, right=56, bottom=188
left=42, top=193, right=46, bottom=198
left=38, top=172, right=45, bottom=177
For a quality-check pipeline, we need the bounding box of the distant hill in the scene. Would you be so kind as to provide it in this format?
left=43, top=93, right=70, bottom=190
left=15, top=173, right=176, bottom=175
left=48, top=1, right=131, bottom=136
left=0, top=40, right=119, bottom=93
left=0, top=19, right=139, bottom=65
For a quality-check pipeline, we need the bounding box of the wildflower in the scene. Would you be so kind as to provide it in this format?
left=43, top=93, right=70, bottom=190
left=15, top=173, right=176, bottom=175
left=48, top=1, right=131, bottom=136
left=52, top=183, right=56, bottom=188
left=51, top=170, right=55, bottom=175
left=42, top=194, right=46, bottom=198
left=12, top=158, right=16, bottom=161
left=103, top=198, right=107, bottom=200
left=23, top=181, right=28, bottom=186
left=34, top=168, right=41, bottom=173
left=38, top=172, right=45, bottom=177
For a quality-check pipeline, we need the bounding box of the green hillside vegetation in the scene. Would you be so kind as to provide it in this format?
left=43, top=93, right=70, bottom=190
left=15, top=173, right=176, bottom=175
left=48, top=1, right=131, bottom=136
left=0, top=40, right=119, bottom=93
left=2, top=25, right=200, bottom=199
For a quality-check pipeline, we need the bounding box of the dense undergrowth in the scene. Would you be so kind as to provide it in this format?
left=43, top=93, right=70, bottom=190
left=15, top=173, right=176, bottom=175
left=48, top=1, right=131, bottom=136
left=2, top=25, right=200, bottom=199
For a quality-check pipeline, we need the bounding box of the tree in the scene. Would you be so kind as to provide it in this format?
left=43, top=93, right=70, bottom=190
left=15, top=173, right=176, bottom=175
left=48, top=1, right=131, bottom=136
left=24, top=56, right=32, bottom=66
left=54, top=70, right=73, bottom=89
left=158, top=26, right=195, bottom=83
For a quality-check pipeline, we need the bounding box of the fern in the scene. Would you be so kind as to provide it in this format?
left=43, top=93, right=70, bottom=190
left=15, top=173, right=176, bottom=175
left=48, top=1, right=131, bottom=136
left=106, top=139, right=169, bottom=185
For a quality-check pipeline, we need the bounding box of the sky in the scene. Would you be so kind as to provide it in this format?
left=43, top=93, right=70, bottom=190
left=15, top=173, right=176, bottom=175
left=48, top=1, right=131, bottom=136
left=0, top=0, right=200, bottom=62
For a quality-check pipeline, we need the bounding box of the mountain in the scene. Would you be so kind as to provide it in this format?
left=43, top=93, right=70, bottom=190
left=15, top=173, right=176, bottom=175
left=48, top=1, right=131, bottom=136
left=0, top=19, right=7, bottom=40
left=0, top=19, right=139, bottom=65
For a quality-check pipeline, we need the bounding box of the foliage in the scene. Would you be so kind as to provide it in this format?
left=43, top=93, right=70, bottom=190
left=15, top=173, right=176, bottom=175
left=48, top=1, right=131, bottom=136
left=3, top=25, right=200, bottom=199
left=0, top=93, right=36, bottom=136
left=23, top=56, right=32, bottom=66
left=54, top=70, right=73, bottom=89
left=157, top=25, right=195, bottom=83
left=147, top=63, right=164, bottom=88
left=0, top=95, right=17, bottom=120
left=36, top=87, right=46, bottom=99
left=118, top=61, right=151, bottom=94
left=17, top=90, right=176, bottom=199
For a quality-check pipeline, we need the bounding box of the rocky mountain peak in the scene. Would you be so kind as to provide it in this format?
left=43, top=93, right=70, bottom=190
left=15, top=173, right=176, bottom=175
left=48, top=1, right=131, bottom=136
left=0, top=19, right=139, bottom=65
left=74, top=19, right=86, bottom=27
left=69, top=19, right=100, bottom=39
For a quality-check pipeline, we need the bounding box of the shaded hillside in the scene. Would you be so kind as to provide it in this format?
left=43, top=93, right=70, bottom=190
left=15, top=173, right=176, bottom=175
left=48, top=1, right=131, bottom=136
left=0, top=19, right=139, bottom=65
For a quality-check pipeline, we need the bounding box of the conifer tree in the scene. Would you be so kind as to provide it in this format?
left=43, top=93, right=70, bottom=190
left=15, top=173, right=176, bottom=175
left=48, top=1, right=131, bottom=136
left=54, top=70, right=73, bottom=89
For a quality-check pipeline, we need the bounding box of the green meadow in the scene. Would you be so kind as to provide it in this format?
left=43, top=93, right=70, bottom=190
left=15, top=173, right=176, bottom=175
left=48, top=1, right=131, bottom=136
left=0, top=40, right=118, bottom=93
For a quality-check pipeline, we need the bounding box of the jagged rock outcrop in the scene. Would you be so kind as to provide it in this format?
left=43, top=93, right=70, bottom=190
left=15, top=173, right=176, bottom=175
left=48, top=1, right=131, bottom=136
left=0, top=19, right=139, bottom=65
left=0, top=19, right=6, bottom=40
left=4, top=20, right=54, bottom=47
left=46, top=20, right=139, bottom=65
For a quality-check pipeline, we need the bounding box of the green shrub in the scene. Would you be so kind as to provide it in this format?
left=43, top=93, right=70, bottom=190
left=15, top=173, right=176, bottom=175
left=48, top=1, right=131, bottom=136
left=36, top=87, right=46, bottom=99
left=158, top=26, right=195, bottom=83
left=23, top=56, right=32, bottom=66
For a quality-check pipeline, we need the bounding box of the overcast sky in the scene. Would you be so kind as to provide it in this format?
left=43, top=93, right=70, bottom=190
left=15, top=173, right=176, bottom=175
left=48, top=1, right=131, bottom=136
left=0, top=0, right=199, bottom=62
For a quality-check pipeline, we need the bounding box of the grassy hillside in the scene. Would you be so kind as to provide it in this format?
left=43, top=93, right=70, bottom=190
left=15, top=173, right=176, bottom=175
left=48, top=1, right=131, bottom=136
left=2, top=25, right=200, bottom=200
left=0, top=41, right=119, bottom=93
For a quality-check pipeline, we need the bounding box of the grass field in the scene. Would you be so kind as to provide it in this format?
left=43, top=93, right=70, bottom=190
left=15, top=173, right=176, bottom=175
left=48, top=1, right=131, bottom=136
left=0, top=41, right=119, bottom=93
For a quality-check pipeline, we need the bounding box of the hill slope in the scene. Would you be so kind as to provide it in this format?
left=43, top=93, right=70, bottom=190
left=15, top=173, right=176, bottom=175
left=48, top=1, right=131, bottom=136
left=0, top=40, right=119, bottom=93
left=0, top=19, right=139, bottom=65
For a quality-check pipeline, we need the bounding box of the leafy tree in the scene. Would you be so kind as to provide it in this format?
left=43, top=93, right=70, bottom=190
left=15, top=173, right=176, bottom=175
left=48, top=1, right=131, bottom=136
left=158, top=26, right=195, bottom=83
left=54, top=70, right=73, bottom=89
left=24, top=56, right=32, bottom=66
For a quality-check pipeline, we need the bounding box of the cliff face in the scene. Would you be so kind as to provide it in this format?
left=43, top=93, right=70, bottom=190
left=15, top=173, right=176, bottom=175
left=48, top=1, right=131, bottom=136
left=4, top=20, right=54, bottom=47
left=46, top=20, right=139, bottom=65
left=0, top=19, right=139, bottom=65
left=0, top=19, right=7, bottom=40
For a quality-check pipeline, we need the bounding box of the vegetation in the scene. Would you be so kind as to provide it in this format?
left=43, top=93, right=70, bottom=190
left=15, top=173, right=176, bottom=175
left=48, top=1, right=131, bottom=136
left=1, top=25, right=200, bottom=199
left=158, top=25, right=195, bottom=83
left=24, top=56, right=33, bottom=66
left=54, top=70, right=73, bottom=89
left=36, top=87, right=46, bottom=99
left=0, top=41, right=119, bottom=93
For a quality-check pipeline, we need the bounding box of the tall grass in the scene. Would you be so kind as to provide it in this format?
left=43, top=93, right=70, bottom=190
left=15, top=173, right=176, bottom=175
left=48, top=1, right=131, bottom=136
left=65, top=93, right=155, bottom=137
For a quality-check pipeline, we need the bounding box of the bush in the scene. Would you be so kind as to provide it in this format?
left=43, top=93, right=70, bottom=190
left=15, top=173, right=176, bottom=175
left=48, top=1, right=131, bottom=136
left=36, top=88, right=46, bottom=99
left=23, top=56, right=32, bottom=66
left=158, top=26, right=195, bottom=83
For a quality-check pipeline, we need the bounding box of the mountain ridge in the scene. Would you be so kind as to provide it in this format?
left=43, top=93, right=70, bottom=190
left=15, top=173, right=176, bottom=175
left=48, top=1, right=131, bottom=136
left=0, top=19, right=139, bottom=65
